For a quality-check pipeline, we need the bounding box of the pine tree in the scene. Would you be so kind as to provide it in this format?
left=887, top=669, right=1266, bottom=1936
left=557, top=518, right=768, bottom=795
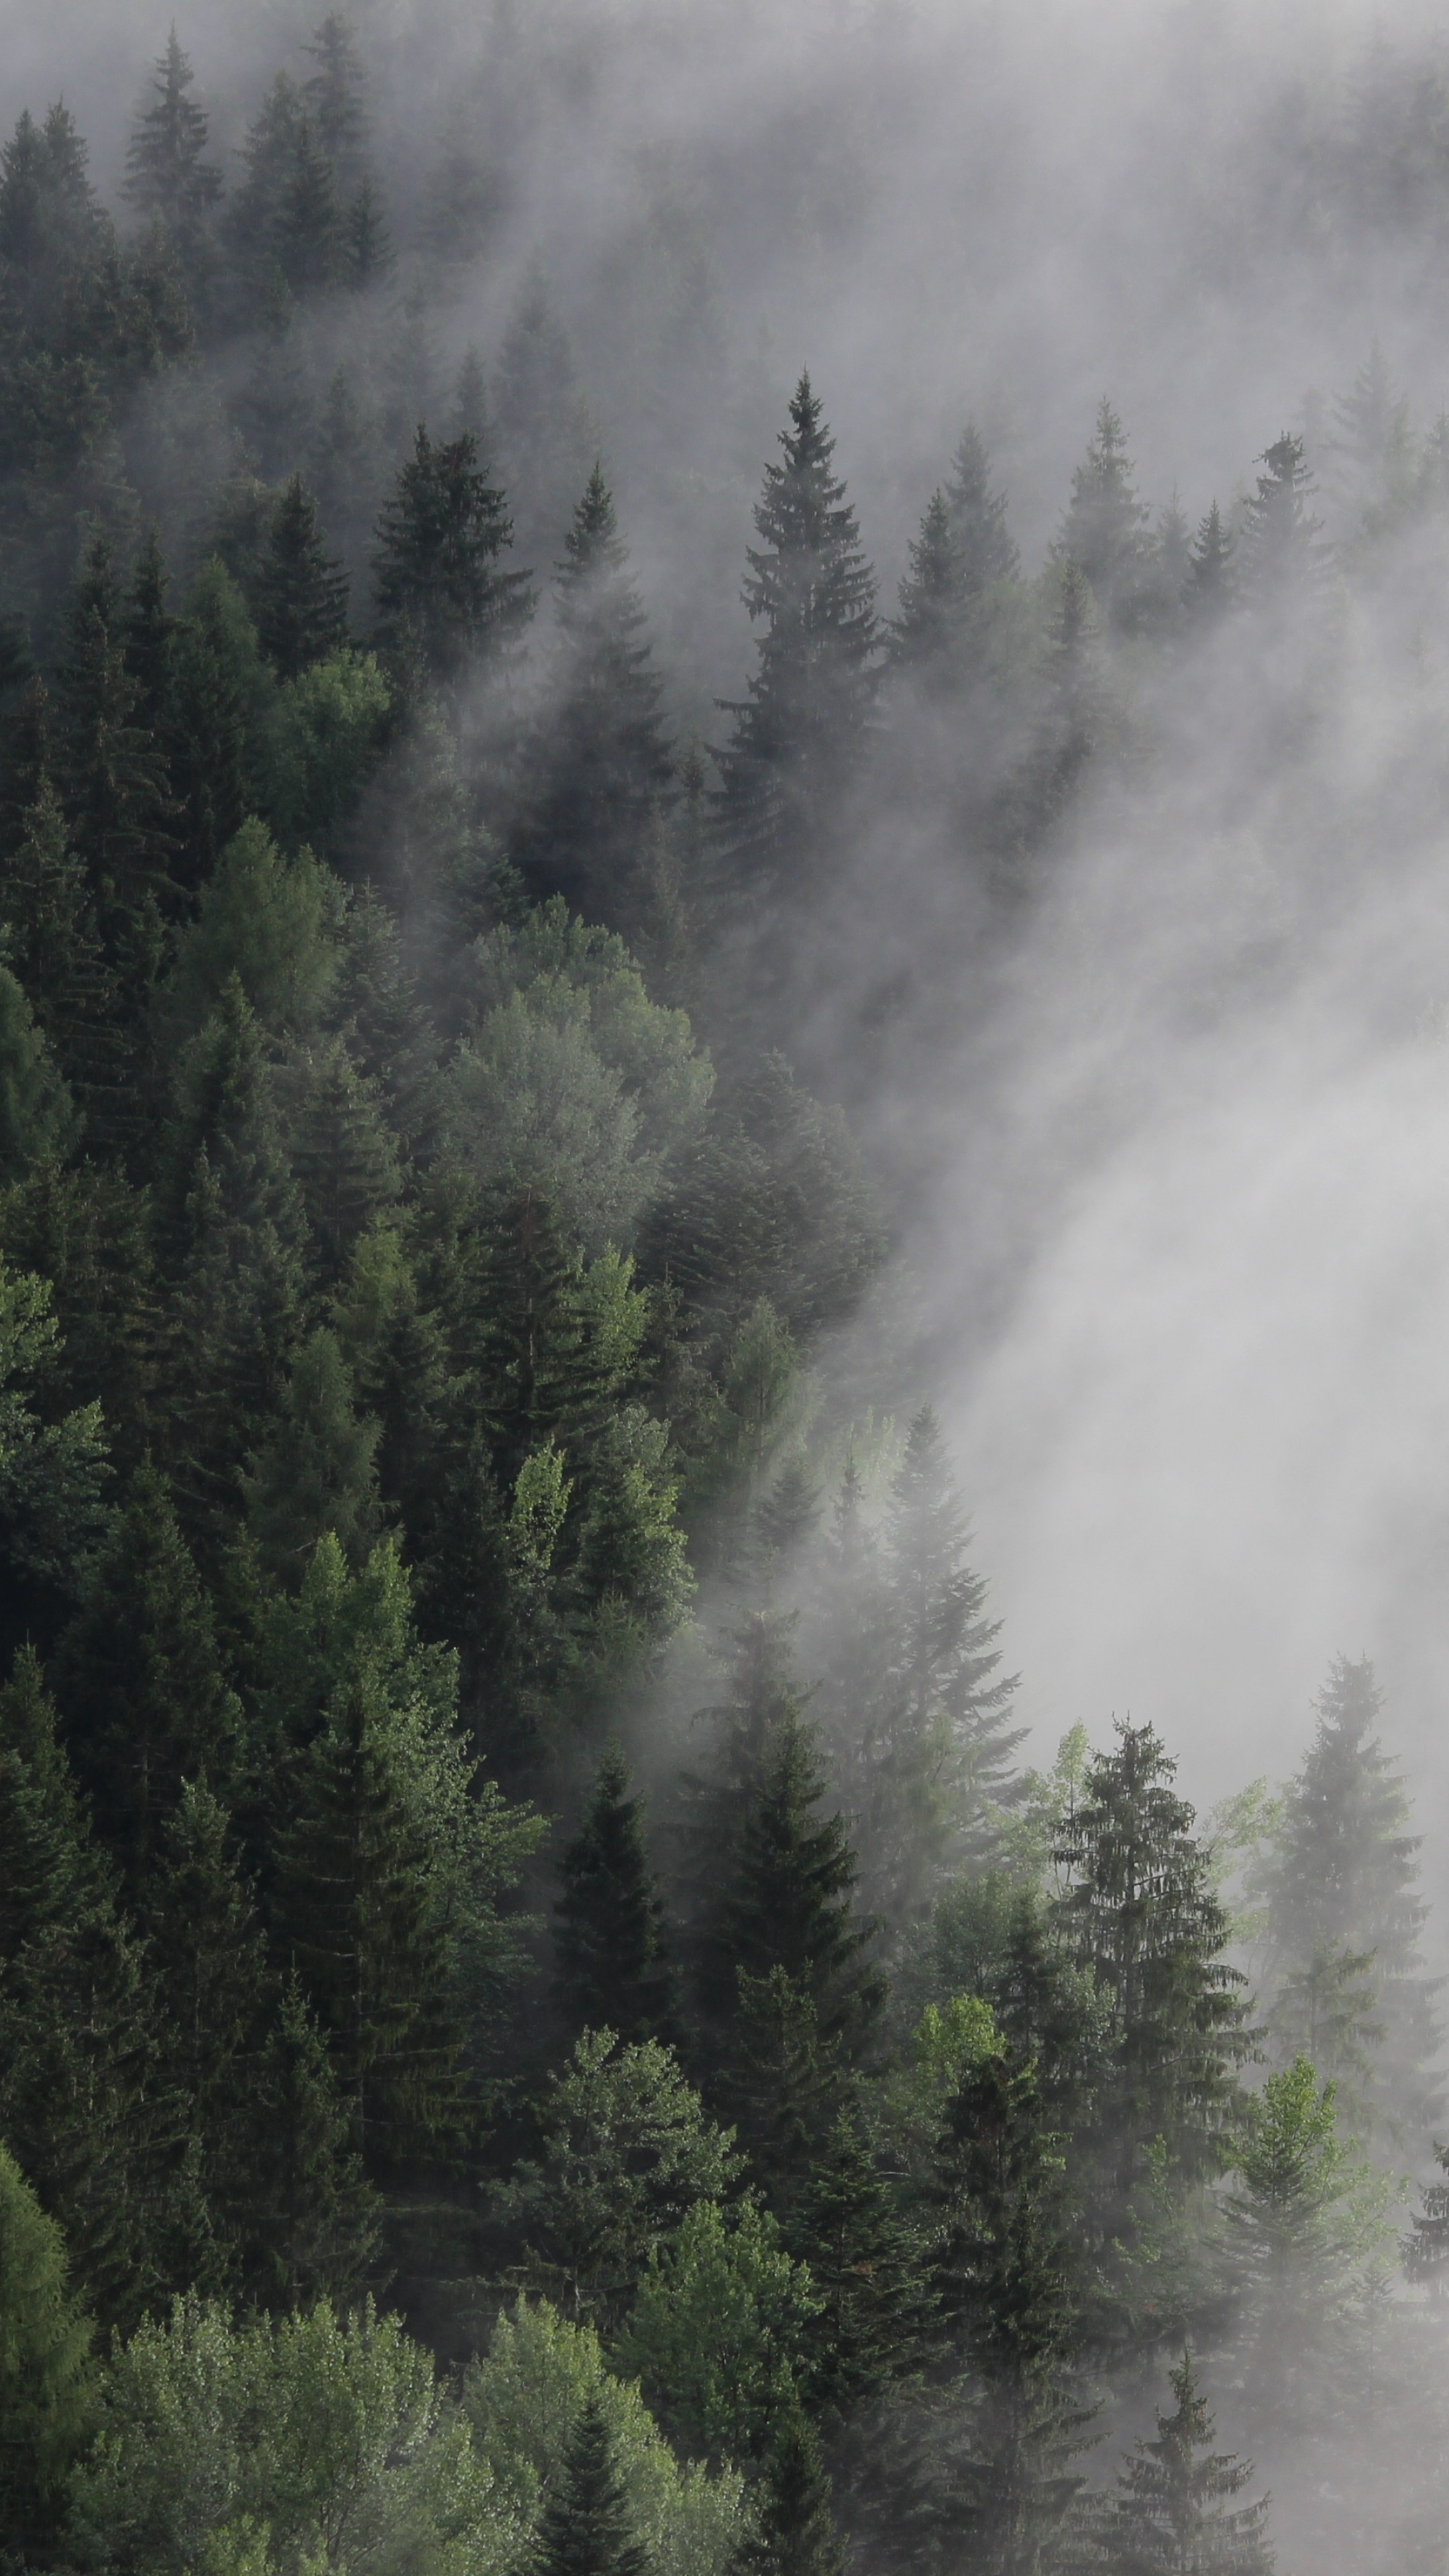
left=245, top=1972, right=378, bottom=2306
left=1102, top=2350, right=1274, bottom=2575
left=241, top=1326, right=381, bottom=1586
left=927, top=2034, right=1086, bottom=2576
left=554, top=1737, right=678, bottom=2043
left=54, top=528, right=175, bottom=954
left=303, top=11, right=370, bottom=182
left=254, top=474, right=350, bottom=679
left=699, top=1681, right=883, bottom=2197
left=272, top=1672, right=463, bottom=2170
left=1053, top=1723, right=1248, bottom=2230
left=1059, top=397, right=1149, bottom=628
left=373, top=426, right=532, bottom=683
left=228, top=74, right=302, bottom=293
left=274, top=115, right=343, bottom=299
left=53, top=1460, right=243, bottom=1886
left=1240, top=434, right=1326, bottom=598
left=0, top=2143, right=94, bottom=2553
left=535, top=2398, right=649, bottom=2576
left=167, top=559, right=270, bottom=892
left=292, top=1035, right=401, bottom=1282
left=738, top=2407, right=846, bottom=2576
left=123, top=28, right=221, bottom=241
left=894, top=423, right=1017, bottom=680
left=0, top=101, right=104, bottom=330
left=345, top=176, right=392, bottom=288
left=788, top=2110, right=934, bottom=2412
left=1258, top=1654, right=1441, bottom=2139
left=1187, top=501, right=1236, bottom=618
left=714, top=372, right=878, bottom=904
left=513, top=464, right=673, bottom=934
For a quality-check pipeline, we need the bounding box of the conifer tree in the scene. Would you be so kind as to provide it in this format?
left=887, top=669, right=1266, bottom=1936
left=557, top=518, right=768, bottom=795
left=894, top=423, right=1017, bottom=680
left=739, top=2407, right=846, bottom=2576
left=374, top=426, right=531, bottom=684
left=272, top=1672, right=463, bottom=2169
left=1003, top=555, right=1106, bottom=855
left=1258, top=1654, right=1440, bottom=2139
left=54, top=529, right=175, bottom=955
left=494, top=272, right=594, bottom=565
left=345, top=175, right=392, bottom=287
left=254, top=474, right=350, bottom=678
left=246, top=1972, right=378, bottom=2305
left=535, top=2398, right=649, bottom=2576
left=123, top=29, right=221, bottom=243
left=0, top=2143, right=95, bottom=2553
left=1101, top=2350, right=1274, bottom=2575
left=292, top=1035, right=401, bottom=1281
left=714, top=372, right=877, bottom=904
left=788, top=2110, right=934, bottom=2412
left=54, top=1459, right=243, bottom=1886
left=167, top=559, right=270, bottom=892
left=0, top=1646, right=98, bottom=1963
left=1053, top=1722, right=1248, bottom=2229
left=228, top=74, right=302, bottom=292
left=1187, top=501, right=1236, bottom=617
left=1059, top=397, right=1149, bottom=628
left=699, top=1679, right=883, bottom=2196
left=241, top=1325, right=381, bottom=1585
left=274, top=115, right=343, bottom=299
left=304, top=13, right=370, bottom=180
left=0, top=101, right=104, bottom=329
left=554, top=1737, right=678, bottom=2043
left=1240, top=434, right=1326, bottom=598
left=513, top=464, right=673, bottom=934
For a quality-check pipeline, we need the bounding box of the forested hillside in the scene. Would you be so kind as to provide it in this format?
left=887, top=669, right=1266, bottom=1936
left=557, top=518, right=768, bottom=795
left=2, top=11, right=1449, bottom=2575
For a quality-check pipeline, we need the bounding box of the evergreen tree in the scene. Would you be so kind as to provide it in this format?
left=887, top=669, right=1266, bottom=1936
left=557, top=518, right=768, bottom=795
left=345, top=175, right=392, bottom=288
left=1053, top=1723, right=1248, bottom=2231
left=894, top=423, right=1017, bottom=678
left=789, top=2110, right=934, bottom=2412
left=494, top=272, right=594, bottom=566
left=0, top=2143, right=94, bottom=2553
left=273, top=115, right=343, bottom=299
left=700, top=1685, right=883, bottom=2198
left=0, top=100, right=105, bottom=331
left=1187, top=501, right=1236, bottom=618
left=535, top=2398, right=649, bottom=2576
left=1258, top=1654, right=1441, bottom=2139
left=513, top=464, right=673, bottom=934
left=926, top=2033, right=1086, bottom=2576
left=53, top=1459, right=243, bottom=1885
left=167, top=559, right=270, bottom=892
left=1240, top=433, right=1326, bottom=598
left=738, top=2407, right=846, bottom=2576
left=246, top=1972, right=378, bottom=2306
left=1100, top=2350, right=1274, bottom=2575
left=303, top=11, right=370, bottom=182
left=1002, top=555, right=1106, bottom=855
left=0, top=772, right=107, bottom=1089
left=53, top=529, right=175, bottom=964
left=292, top=1034, right=401, bottom=1281
left=373, top=425, right=532, bottom=684
left=1059, top=397, right=1149, bottom=628
left=228, top=74, right=302, bottom=294
left=123, top=28, right=221, bottom=243
left=272, top=1672, right=464, bottom=2170
left=554, top=1737, right=678, bottom=2044
left=241, top=1325, right=381, bottom=1586
left=254, top=474, right=350, bottom=678
left=714, top=372, right=878, bottom=904
left=0, top=1646, right=97, bottom=1963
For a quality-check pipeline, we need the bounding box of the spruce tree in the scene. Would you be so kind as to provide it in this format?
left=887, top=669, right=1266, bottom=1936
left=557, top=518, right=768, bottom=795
left=272, top=1672, right=463, bottom=2170
left=123, top=28, right=221, bottom=243
left=535, top=2399, right=649, bottom=2576
left=241, top=1325, right=382, bottom=1586
left=54, top=529, right=175, bottom=959
left=714, top=372, right=877, bottom=904
left=274, top=115, right=343, bottom=299
left=245, top=1972, right=378, bottom=2305
left=291, top=1035, right=401, bottom=1283
left=894, top=423, right=1017, bottom=680
left=738, top=2407, right=846, bottom=2576
left=254, top=474, right=350, bottom=678
left=494, top=272, right=594, bottom=566
left=373, top=425, right=532, bottom=684
left=1258, top=1654, right=1441, bottom=2139
left=167, top=559, right=270, bottom=892
left=1187, top=501, right=1236, bottom=618
left=513, top=464, right=673, bottom=934
left=53, top=1459, right=244, bottom=1886
left=788, top=2110, right=934, bottom=2412
left=1053, top=1722, right=1248, bottom=2230
left=1102, top=2350, right=1274, bottom=2575
left=554, top=1737, right=678, bottom=2044
left=1059, top=397, right=1149, bottom=628
left=0, top=1646, right=99, bottom=1963
left=1240, top=434, right=1326, bottom=598
left=699, top=1686, right=883, bottom=2198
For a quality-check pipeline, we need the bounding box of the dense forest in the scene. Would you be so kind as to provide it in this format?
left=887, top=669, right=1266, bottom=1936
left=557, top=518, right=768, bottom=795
left=3, top=7, right=1449, bottom=2573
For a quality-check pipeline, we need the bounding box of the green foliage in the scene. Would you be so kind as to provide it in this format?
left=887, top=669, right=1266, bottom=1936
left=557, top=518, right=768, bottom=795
left=617, top=2197, right=820, bottom=2469
left=374, top=426, right=531, bottom=684
left=70, top=2294, right=512, bottom=2576
left=241, top=1326, right=380, bottom=1583
left=0, top=2140, right=94, bottom=2548
left=534, top=2397, right=650, bottom=2576
left=266, top=650, right=390, bottom=849
left=465, top=2296, right=749, bottom=2576
left=494, top=2027, right=739, bottom=2326
left=166, top=817, right=343, bottom=1044
left=0, top=961, right=72, bottom=1177
left=0, top=1249, right=109, bottom=1600
left=554, top=1739, right=679, bottom=2043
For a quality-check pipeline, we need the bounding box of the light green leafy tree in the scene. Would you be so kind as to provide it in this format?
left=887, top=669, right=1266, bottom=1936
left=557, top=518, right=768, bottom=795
left=616, top=2198, right=820, bottom=2470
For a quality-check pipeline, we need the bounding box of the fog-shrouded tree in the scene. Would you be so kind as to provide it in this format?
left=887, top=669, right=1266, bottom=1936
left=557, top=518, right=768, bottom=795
left=254, top=473, right=350, bottom=678
left=373, top=425, right=532, bottom=684
left=513, top=464, right=673, bottom=937
left=714, top=371, right=878, bottom=909
left=553, top=1737, right=679, bottom=2045
left=1256, top=1654, right=1441, bottom=2142
left=123, top=29, right=222, bottom=247
left=1097, top=2349, right=1275, bottom=2576
left=894, top=421, right=1018, bottom=680
left=1058, top=397, right=1149, bottom=628
left=1240, top=432, right=1328, bottom=599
